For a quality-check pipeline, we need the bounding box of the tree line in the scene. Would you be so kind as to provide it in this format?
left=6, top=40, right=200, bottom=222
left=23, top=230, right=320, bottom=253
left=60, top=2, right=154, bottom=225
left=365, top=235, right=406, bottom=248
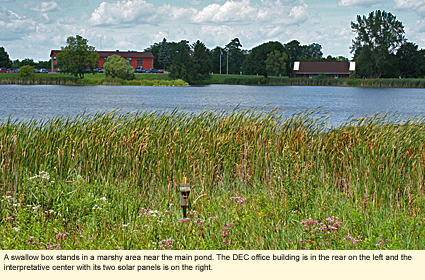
left=0, top=48, right=51, bottom=70
left=1, top=10, right=424, bottom=83
left=145, top=38, right=346, bottom=83
left=145, top=10, right=425, bottom=82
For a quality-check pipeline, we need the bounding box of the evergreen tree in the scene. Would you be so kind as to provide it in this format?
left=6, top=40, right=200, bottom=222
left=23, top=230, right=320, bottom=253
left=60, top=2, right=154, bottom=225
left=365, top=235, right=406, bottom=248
left=192, top=40, right=212, bottom=82
left=169, top=40, right=194, bottom=83
left=225, top=38, right=245, bottom=74
left=0, top=46, right=12, bottom=68
left=158, top=38, right=171, bottom=70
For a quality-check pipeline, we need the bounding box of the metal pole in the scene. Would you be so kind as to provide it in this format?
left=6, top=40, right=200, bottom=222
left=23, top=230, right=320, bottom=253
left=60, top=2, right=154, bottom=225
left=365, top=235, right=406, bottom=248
left=227, top=49, right=229, bottom=75
left=220, top=50, right=222, bottom=75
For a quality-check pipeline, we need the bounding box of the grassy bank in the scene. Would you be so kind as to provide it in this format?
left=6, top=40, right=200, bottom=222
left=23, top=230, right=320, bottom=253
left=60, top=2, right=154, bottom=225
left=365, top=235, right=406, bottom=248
left=2, top=73, right=425, bottom=88
left=212, top=74, right=425, bottom=88
left=0, top=73, right=188, bottom=86
left=1, top=109, right=424, bottom=250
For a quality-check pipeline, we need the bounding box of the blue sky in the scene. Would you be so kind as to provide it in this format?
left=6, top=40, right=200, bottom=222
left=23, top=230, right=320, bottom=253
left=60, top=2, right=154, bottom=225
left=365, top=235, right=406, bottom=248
left=1, top=0, right=425, bottom=62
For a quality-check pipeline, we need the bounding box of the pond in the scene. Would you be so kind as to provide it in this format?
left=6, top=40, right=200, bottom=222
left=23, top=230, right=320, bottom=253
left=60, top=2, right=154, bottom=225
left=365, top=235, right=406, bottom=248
left=1, top=84, right=425, bottom=126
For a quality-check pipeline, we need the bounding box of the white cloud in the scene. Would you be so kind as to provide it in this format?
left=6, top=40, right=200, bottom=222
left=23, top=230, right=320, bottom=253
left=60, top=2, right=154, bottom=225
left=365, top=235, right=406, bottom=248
left=89, top=0, right=309, bottom=27
left=115, top=41, right=136, bottom=49
left=152, top=31, right=169, bottom=43
left=200, top=25, right=237, bottom=42
left=192, top=0, right=257, bottom=23
left=394, top=0, right=425, bottom=14
left=257, top=1, right=309, bottom=25
left=30, top=1, right=60, bottom=12
left=89, top=0, right=161, bottom=26
left=0, top=7, right=37, bottom=40
left=338, top=0, right=387, bottom=7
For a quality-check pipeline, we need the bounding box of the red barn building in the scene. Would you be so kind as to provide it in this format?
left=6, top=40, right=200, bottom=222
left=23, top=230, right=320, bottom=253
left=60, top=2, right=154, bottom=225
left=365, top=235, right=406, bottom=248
left=291, top=61, right=355, bottom=78
left=50, top=50, right=154, bottom=72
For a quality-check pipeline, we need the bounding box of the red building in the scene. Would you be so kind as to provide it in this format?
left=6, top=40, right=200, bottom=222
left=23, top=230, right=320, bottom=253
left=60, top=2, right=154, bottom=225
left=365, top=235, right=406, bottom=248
left=291, top=61, right=356, bottom=78
left=50, top=50, right=154, bottom=72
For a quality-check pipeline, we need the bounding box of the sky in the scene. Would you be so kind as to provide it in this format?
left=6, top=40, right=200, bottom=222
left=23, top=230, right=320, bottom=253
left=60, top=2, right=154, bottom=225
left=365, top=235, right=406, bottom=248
left=1, top=0, right=425, bottom=62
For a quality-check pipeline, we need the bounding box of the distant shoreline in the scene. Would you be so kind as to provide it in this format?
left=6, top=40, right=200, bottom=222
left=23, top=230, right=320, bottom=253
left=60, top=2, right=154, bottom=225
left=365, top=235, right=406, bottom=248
left=1, top=73, right=425, bottom=88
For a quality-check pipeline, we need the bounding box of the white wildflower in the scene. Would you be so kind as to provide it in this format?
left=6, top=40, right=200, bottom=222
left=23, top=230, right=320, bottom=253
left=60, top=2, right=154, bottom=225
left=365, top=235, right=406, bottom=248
left=92, top=205, right=102, bottom=210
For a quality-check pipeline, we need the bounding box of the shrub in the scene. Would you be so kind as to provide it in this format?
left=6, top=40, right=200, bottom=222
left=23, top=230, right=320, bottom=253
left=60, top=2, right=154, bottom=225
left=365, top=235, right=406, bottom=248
left=104, top=54, right=135, bottom=80
left=316, top=73, right=327, bottom=79
left=18, top=65, right=35, bottom=78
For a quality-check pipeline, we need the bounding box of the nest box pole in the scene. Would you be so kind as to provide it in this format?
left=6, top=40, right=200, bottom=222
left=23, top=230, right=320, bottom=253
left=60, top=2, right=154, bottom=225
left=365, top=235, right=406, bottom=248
left=180, top=176, right=191, bottom=218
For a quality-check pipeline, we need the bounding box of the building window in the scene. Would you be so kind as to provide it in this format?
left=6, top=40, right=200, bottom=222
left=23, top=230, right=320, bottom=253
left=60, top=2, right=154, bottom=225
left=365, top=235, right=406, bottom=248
left=104, top=57, right=107, bottom=63
left=127, top=58, right=132, bottom=64
left=137, top=58, right=143, bottom=68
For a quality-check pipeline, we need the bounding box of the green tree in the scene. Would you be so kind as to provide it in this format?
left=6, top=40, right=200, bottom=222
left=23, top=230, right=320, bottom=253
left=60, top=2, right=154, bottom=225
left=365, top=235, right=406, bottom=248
left=192, top=40, right=212, bottom=82
left=17, top=65, right=35, bottom=78
left=243, top=41, right=284, bottom=76
left=104, top=54, right=135, bottom=80
left=316, top=73, right=327, bottom=79
left=12, top=59, right=21, bottom=68
left=20, top=58, right=36, bottom=67
left=169, top=40, right=194, bottom=83
left=301, top=43, right=323, bottom=60
left=225, top=38, right=245, bottom=74
left=283, top=40, right=303, bottom=63
left=0, top=47, right=12, bottom=68
left=36, top=60, right=51, bottom=69
left=56, top=35, right=99, bottom=79
left=158, top=38, right=171, bottom=70
left=396, top=42, right=423, bottom=78
left=351, top=10, right=405, bottom=78
left=265, top=50, right=288, bottom=77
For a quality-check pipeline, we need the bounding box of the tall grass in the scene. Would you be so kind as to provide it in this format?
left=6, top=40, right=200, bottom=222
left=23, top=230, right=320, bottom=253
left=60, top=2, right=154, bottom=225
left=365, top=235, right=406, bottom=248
left=0, top=74, right=188, bottom=86
left=1, top=109, right=424, bottom=249
left=213, top=75, right=425, bottom=88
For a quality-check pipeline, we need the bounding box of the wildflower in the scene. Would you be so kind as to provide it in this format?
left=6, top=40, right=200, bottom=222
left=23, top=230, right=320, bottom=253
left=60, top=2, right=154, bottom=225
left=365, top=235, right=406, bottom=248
left=13, top=227, right=20, bottom=232
left=6, top=216, right=14, bottom=221
left=178, top=218, right=191, bottom=223
left=28, top=236, right=36, bottom=245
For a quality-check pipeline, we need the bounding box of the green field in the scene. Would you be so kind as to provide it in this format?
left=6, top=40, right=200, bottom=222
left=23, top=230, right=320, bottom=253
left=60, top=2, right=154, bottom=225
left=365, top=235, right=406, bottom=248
left=1, top=109, right=424, bottom=250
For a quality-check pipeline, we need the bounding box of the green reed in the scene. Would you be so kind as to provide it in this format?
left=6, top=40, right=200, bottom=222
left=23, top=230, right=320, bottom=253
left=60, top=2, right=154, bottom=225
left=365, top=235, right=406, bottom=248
left=1, top=108, right=424, bottom=249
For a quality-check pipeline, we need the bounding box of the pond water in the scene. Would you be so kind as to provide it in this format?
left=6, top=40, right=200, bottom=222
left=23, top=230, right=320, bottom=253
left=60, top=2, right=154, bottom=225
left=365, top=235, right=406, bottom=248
left=1, top=84, right=425, bottom=126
